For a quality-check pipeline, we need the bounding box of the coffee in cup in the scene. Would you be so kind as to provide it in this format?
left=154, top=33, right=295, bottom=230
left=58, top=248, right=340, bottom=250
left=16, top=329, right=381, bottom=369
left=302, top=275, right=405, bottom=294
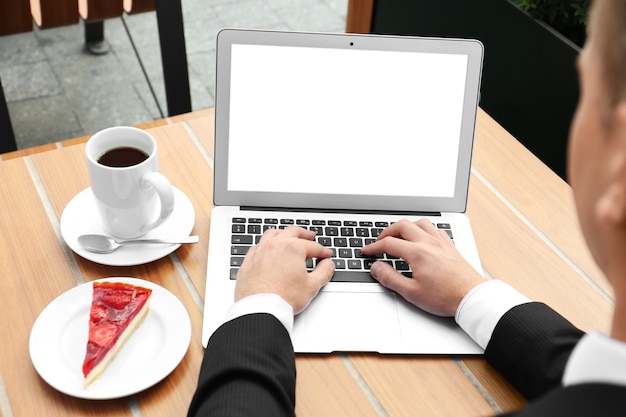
left=97, top=146, right=149, bottom=167
left=86, top=126, right=175, bottom=239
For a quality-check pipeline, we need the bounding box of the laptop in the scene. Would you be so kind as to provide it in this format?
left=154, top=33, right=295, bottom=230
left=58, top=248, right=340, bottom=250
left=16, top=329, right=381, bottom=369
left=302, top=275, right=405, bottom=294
left=202, top=29, right=485, bottom=354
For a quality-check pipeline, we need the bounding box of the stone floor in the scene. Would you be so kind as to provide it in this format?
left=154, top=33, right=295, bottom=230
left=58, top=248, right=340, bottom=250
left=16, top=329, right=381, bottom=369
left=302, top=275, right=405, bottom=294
left=0, top=0, right=348, bottom=149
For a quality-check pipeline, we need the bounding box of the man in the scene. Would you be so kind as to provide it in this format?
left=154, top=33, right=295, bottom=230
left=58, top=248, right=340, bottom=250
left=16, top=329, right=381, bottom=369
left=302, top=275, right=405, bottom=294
left=187, top=0, right=626, bottom=415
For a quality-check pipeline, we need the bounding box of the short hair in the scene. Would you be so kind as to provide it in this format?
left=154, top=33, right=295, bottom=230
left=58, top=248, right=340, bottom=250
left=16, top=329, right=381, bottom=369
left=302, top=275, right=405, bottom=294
left=590, top=0, right=626, bottom=108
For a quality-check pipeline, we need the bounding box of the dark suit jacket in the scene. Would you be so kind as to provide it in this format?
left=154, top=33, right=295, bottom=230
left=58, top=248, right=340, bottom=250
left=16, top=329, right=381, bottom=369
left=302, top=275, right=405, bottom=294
left=187, top=303, right=626, bottom=416
left=187, top=313, right=296, bottom=416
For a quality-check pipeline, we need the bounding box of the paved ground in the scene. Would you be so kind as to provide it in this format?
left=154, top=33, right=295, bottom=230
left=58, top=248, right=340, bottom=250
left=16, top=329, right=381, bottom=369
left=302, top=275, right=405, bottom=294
left=0, top=0, right=348, bottom=149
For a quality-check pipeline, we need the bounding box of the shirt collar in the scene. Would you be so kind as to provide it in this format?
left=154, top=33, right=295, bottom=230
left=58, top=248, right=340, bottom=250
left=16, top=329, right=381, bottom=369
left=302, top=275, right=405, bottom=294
left=563, top=331, right=626, bottom=387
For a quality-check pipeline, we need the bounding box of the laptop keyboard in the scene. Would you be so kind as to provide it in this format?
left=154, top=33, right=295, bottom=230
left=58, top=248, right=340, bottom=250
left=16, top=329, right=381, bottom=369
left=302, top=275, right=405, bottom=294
left=230, top=217, right=454, bottom=283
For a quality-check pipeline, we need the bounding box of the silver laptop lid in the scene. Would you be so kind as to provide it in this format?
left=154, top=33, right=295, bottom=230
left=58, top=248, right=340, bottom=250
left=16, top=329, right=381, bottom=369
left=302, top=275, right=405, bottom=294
left=213, top=29, right=483, bottom=214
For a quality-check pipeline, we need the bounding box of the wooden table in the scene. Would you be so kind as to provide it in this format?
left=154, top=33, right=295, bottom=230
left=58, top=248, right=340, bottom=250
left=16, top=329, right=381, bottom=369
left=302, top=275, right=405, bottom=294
left=0, top=108, right=613, bottom=416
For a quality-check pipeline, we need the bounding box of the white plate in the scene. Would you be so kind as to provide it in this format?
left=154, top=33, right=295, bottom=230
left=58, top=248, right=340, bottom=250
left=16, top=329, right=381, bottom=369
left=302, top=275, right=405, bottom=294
left=29, top=277, right=192, bottom=400
left=60, top=187, right=195, bottom=266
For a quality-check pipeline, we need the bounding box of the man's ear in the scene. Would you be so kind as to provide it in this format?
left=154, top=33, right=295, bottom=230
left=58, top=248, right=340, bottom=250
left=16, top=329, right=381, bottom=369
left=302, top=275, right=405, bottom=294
left=597, top=101, right=626, bottom=226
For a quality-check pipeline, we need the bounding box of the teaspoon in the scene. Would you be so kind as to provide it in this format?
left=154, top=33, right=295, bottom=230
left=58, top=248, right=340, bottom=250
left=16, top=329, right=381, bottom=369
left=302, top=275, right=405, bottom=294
left=78, top=233, right=199, bottom=254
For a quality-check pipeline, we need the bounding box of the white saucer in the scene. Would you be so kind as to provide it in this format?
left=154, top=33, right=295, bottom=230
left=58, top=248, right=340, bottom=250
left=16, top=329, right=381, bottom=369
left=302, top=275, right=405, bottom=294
left=60, top=187, right=195, bottom=266
left=29, top=277, right=191, bottom=400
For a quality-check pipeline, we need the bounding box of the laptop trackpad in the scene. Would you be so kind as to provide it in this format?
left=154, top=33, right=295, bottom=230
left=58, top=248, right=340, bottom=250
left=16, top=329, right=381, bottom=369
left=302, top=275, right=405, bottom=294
left=294, top=291, right=402, bottom=353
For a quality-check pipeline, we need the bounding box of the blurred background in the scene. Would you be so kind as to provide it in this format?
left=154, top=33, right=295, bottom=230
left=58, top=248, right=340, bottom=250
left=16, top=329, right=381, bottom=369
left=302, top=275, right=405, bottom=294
left=0, top=0, right=348, bottom=150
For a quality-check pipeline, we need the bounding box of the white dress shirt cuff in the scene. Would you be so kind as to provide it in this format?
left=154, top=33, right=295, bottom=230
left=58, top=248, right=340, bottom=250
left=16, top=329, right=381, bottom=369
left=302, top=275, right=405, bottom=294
left=456, top=280, right=531, bottom=349
left=224, top=293, right=295, bottom=334
left=563, top=331, right=626, bottom=387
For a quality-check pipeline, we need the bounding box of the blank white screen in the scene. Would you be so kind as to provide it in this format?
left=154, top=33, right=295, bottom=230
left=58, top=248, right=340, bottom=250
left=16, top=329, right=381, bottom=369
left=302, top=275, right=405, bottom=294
left=227, top=44, right=468, bottom=198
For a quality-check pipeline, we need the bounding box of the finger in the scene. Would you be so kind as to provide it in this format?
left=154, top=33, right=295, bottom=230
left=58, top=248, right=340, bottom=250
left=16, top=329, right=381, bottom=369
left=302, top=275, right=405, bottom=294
left=308, top=258, right=335, bottom=289
left=282, top=225, right=317, bottom=241
left=376, top=219, right=425, bottom=242
left=301, top=239, right=334, bottom=259
left=369, top=261, right=415, bottom=297
left=415, top=218, right=436, bottom=231
left=361, top=235, right=416, bottom=259
left=288, top=259, right=335, bottom=314
left=415, top=218, right=448, bottom=238
left=415, top=219, right=454, bottom=244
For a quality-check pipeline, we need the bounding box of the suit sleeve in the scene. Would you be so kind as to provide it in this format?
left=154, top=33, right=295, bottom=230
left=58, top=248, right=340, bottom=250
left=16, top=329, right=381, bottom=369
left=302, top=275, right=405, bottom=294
left=484, top=302, right=585, bottom=400
left=187, top=313, right=296, bottom=417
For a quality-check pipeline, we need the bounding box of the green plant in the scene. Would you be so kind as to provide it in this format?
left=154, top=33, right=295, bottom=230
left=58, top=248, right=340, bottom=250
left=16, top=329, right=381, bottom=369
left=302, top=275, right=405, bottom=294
left=511, top=0, right=590, bottom=46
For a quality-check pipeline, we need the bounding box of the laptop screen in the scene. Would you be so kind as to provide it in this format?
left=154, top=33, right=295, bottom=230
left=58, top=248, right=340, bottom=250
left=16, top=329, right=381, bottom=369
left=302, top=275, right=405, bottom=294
left=214, top=30, right=483, bottom=213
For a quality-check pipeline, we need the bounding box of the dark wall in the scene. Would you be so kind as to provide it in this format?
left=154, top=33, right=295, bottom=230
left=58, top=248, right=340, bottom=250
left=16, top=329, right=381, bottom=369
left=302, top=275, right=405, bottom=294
left=370, top=0, right=581, bottom=181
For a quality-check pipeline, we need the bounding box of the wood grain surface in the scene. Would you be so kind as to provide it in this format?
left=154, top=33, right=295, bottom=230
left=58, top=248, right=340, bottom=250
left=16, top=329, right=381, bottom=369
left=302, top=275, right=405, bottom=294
left=0, top=108, right=612, bottom=416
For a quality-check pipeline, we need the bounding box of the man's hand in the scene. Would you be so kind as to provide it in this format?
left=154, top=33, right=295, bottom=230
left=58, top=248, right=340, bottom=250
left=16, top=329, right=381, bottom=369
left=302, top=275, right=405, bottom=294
left=235, top=226, right=335, bottom=314
left=361, top=219, right=484, bottom=317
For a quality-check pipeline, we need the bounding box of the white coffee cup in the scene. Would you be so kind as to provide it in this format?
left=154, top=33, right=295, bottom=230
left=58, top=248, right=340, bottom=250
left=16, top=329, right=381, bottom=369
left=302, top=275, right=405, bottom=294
left=86, top=126, right=175, bottom=239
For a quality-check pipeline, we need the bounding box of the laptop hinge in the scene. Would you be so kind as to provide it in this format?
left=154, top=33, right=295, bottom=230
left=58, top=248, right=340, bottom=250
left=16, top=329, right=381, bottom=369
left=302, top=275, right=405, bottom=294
left=240, top=206, right=442, bottom=217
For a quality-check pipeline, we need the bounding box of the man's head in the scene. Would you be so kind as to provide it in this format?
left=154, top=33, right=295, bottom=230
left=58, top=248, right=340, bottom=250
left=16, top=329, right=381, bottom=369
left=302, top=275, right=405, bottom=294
left=568, top=0, right=626, bottom=283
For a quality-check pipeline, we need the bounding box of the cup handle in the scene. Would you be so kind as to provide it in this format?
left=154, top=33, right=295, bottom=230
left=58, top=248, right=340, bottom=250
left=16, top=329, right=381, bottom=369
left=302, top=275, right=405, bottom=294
left=140, top=171, right=175, bottom=233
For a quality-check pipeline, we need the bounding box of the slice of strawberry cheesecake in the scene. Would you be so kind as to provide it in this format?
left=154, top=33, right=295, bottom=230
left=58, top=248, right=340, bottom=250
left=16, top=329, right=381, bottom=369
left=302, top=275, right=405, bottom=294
left=82, top=281, right=152, bottom=387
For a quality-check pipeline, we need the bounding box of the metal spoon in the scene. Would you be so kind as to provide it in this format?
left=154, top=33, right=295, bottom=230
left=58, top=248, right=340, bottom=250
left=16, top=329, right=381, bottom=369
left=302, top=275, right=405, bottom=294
left=78, top=233, right=199, bottom=254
